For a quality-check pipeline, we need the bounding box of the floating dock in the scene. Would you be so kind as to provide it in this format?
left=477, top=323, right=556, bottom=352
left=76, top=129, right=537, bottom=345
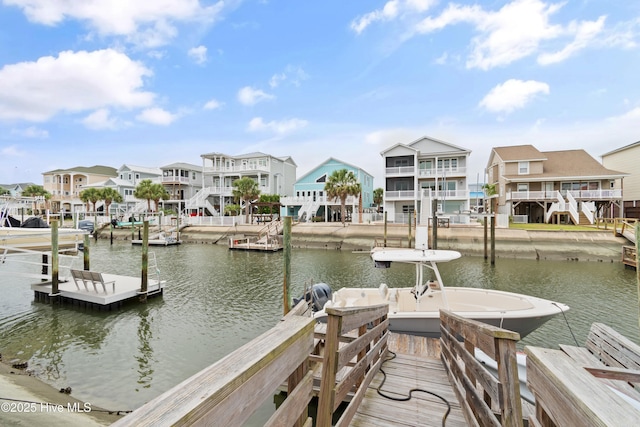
left=31, top=273, right=165, bottom=310
left=132, top=238, right=181, bottom=246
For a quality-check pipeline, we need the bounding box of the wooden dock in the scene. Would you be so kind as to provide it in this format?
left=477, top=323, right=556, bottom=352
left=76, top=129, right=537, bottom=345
left=229, top=220, right=283, bottom=252
left=623, top=245, right=637, bottom=269
left=110, top=303, right=640, bottom=426
left=31, top=273, right=164, bottom=309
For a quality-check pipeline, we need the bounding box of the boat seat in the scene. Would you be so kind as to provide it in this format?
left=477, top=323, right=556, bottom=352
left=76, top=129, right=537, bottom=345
left=397, top=291, right=417, bottom=312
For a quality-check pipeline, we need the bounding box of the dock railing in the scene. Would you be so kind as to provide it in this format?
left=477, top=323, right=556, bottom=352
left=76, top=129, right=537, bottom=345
left=111, top=301, right=316, bottom=427
left=315, top=304, right=389, bottom=427
left=439, top=309, right=524, bottom=427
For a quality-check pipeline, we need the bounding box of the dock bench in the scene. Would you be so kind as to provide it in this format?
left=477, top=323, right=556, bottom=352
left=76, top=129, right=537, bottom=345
left=70, top=269, right=116, bottom=294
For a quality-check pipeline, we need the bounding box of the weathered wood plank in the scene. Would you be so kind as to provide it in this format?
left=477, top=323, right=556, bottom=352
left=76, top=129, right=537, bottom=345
left=112, top=315, right=314, bottom=427
left=526, top=346, right=640, bottom=427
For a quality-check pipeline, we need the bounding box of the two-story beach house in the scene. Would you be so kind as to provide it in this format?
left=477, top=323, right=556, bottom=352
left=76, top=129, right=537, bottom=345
left=43, top=165, right=117, bottom=214
left=602, top=141, right=640, bottom=218
left=279, top=158, right=374, bottom=222
left=192, top=152, right=296, bottom=215
left=90, top=164, right=163, bottom=214
left=160, top=162, right=203, bottom=213
left=486, top=145, right=628, bottom=224
left=381, top=136, right=472, bottom=224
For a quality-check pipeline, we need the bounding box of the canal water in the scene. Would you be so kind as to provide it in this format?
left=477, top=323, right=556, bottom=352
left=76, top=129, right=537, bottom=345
left=0, top=241, right=638, bottom=416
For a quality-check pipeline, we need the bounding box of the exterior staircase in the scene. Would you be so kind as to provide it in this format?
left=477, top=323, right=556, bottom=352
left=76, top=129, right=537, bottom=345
left=185, top=188, right=217, bottom=216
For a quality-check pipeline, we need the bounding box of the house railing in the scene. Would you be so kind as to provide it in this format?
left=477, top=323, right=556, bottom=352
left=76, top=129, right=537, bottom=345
left=385, top=166, right=415, bottom=175
left=439, top=309, right=523, bottom=427
left=315, top=304, right=389, bottom=427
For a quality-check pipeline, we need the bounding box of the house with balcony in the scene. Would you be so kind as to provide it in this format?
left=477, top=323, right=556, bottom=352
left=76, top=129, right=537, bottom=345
left=191, top=152, right=296, bottom=216
left=486, top=145, right=628, bottom=224
left=279, top=157, right=374, bottom=222
left=381, top=136, right=472, bottom=224
left=42, top=165, right=117, bottom=214
left=602, top=140, right=640, bottom=218
left=160, top=162, right=203, bottom=213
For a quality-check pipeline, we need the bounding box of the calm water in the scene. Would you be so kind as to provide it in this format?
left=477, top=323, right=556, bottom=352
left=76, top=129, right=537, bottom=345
left=0, top=241, right=639, bottom=414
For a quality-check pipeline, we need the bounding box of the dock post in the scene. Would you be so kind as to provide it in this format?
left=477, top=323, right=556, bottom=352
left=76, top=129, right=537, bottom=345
left=484, top=216, right=488, bottom=260
left=51, top=220, right=59, bottom=297
left=490, top=213, right=496, bottom=266
left=283, top=216, right=292, bottom=315
left=140, top=220, right=149, bottom=302
left=383, top=212, right=387, bottom=247
left=83, top=234, right=90, bottom=270
left=432, top=199, right=438, bottom=250
left=407, top=212, right=412, bottom=248
left=110, top=214, right=113, bottom=245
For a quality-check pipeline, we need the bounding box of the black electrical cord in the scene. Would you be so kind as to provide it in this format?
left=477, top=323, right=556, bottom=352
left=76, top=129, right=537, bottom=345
left=375, top=350, right=451, bottom=427
left=553, top=302, right=579, bottom=346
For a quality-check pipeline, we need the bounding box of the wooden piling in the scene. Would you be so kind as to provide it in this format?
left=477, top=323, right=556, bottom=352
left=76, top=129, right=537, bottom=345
left=490, top=213, right=496, bottom=266
left=432, top=199, right=438, bottom=250
left=283, top=216, right=292, bottom=315
left=407, top=211, right=412, bottom=248
left=383, top=212, right=387, bottom=247
left=484, top=216, right=488, bottom=260
left=51, top=220, right=59, bottom=296
left=140, top=220, right=149, bottom=302
left=41, top=254, right=48, bottom=277
left=83, top=234, right=90, bottom=270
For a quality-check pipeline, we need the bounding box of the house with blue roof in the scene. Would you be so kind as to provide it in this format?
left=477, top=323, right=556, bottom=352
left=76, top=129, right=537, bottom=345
left=279, top=158, right=374, bottom=222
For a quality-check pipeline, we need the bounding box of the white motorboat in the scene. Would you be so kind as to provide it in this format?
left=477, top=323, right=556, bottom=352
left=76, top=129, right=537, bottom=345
left=313, top=248, right=570, bottom=338
left=0, top=226, right=87, bottom=253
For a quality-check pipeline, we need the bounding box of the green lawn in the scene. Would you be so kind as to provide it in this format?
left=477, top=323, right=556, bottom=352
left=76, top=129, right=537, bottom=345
left=508, top=223, right=601, bottom=231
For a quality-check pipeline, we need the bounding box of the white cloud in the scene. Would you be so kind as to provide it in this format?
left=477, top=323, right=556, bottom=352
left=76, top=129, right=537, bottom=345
left=136, top=107, right=178, bottom=125
left=479, top=79, right=550, bottom=114
left=606, top=106, right=640, bottom=123
left=203, top=98, right=223, bottom=110
left=10, top=126, right=49, bottom=138
left=5, top=0, right=226, bottom=47
left=269, top=65, right=308, bottom=88
left=1, top=145, right=25, bottom=156
left=538, top=16, right=606, bottom=65
left=188, top=45, right=208, bottom=65
left=269, top=73, right=286, bottom=88
left=237, top=86, right=274, bottom=106
left=82, top=108, right=118, bottom=130
left=0, top=49, right=154, bottom=122
left=351, top=0, right=436, bottom=34
left=247, top=117, right=308, bottom=134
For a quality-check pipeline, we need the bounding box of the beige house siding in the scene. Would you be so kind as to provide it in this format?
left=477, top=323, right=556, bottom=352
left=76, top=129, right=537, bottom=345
left=602, top=143, right=640, bottom=202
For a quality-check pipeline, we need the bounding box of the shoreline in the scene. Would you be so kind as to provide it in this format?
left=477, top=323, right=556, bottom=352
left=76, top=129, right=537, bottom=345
left=100, top=222, right=630, bottom=262
left=0, top=359, right=123, bottom=426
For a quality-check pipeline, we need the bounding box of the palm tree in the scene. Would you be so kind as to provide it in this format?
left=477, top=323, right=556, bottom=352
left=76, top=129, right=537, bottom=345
left=79, top=188, right=101, bottom=213
left=134, top=179, right=155, bottom=212
left=99, top=187, right=123, bottom=216
left=232, top=177, right=260, bottom=223
left=324, top=169, right=361, bottom=225
left=150, top=183, right=170, bottom=212
left=373, top=188, right=384, bottom=212
left=21, top=185, right=51, bottom=214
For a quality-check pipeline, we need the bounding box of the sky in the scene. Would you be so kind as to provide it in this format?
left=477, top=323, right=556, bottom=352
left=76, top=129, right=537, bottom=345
left=1, top=0, right=639, bottom=189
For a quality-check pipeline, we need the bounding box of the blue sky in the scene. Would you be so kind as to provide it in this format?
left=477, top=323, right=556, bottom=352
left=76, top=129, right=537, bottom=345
left=1, top=0, right=639, bottom=188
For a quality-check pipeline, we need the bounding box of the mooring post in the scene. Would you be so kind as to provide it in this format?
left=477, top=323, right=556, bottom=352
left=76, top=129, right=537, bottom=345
left=140, top=220, right=149, bottom=303
left=383, top=211, right=387, bottom=247
left=408, top=212, right=412, bottom=248
left=432, top=199, right=438, bottom=250
left=83, top=234, right=90, bottom=270
left=283, top=216, right=292, bottom=315
left=110, top=213, right=113, bottom=245
left=490, top=213, right=496, bottom=266
left=484, top=216, right=488, bottom=260
left=51, top=220, right=59, bottom=297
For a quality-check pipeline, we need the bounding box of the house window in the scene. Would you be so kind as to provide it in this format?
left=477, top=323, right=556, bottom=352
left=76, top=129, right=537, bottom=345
left=518, top=162, right=529, bottom=175
left=192, top=172, right=196, bottom=180
left=517, top=183, right=528, bottom=192
left=128, top=173, right=132, bottom=180
left=401, top=205, right=415, bottom=213
left=316, top=174, right=326, bottom=183
left=135, top=173, right=140, bottom=180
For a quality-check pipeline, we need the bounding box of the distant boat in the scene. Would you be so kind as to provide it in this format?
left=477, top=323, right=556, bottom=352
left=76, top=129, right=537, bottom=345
left=132, top=232, right=181, bottom=246
left=313, top=248, right=570, bottom=338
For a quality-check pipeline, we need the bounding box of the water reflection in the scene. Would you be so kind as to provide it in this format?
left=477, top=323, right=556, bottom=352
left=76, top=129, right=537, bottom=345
left=0, top=240, right=638, bottom=413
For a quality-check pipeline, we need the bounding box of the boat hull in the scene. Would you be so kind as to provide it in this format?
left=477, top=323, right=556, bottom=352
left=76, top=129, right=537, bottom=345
left=0, top=227, right=86, bottom=253
left=314, top=286, right=569, bottom=339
